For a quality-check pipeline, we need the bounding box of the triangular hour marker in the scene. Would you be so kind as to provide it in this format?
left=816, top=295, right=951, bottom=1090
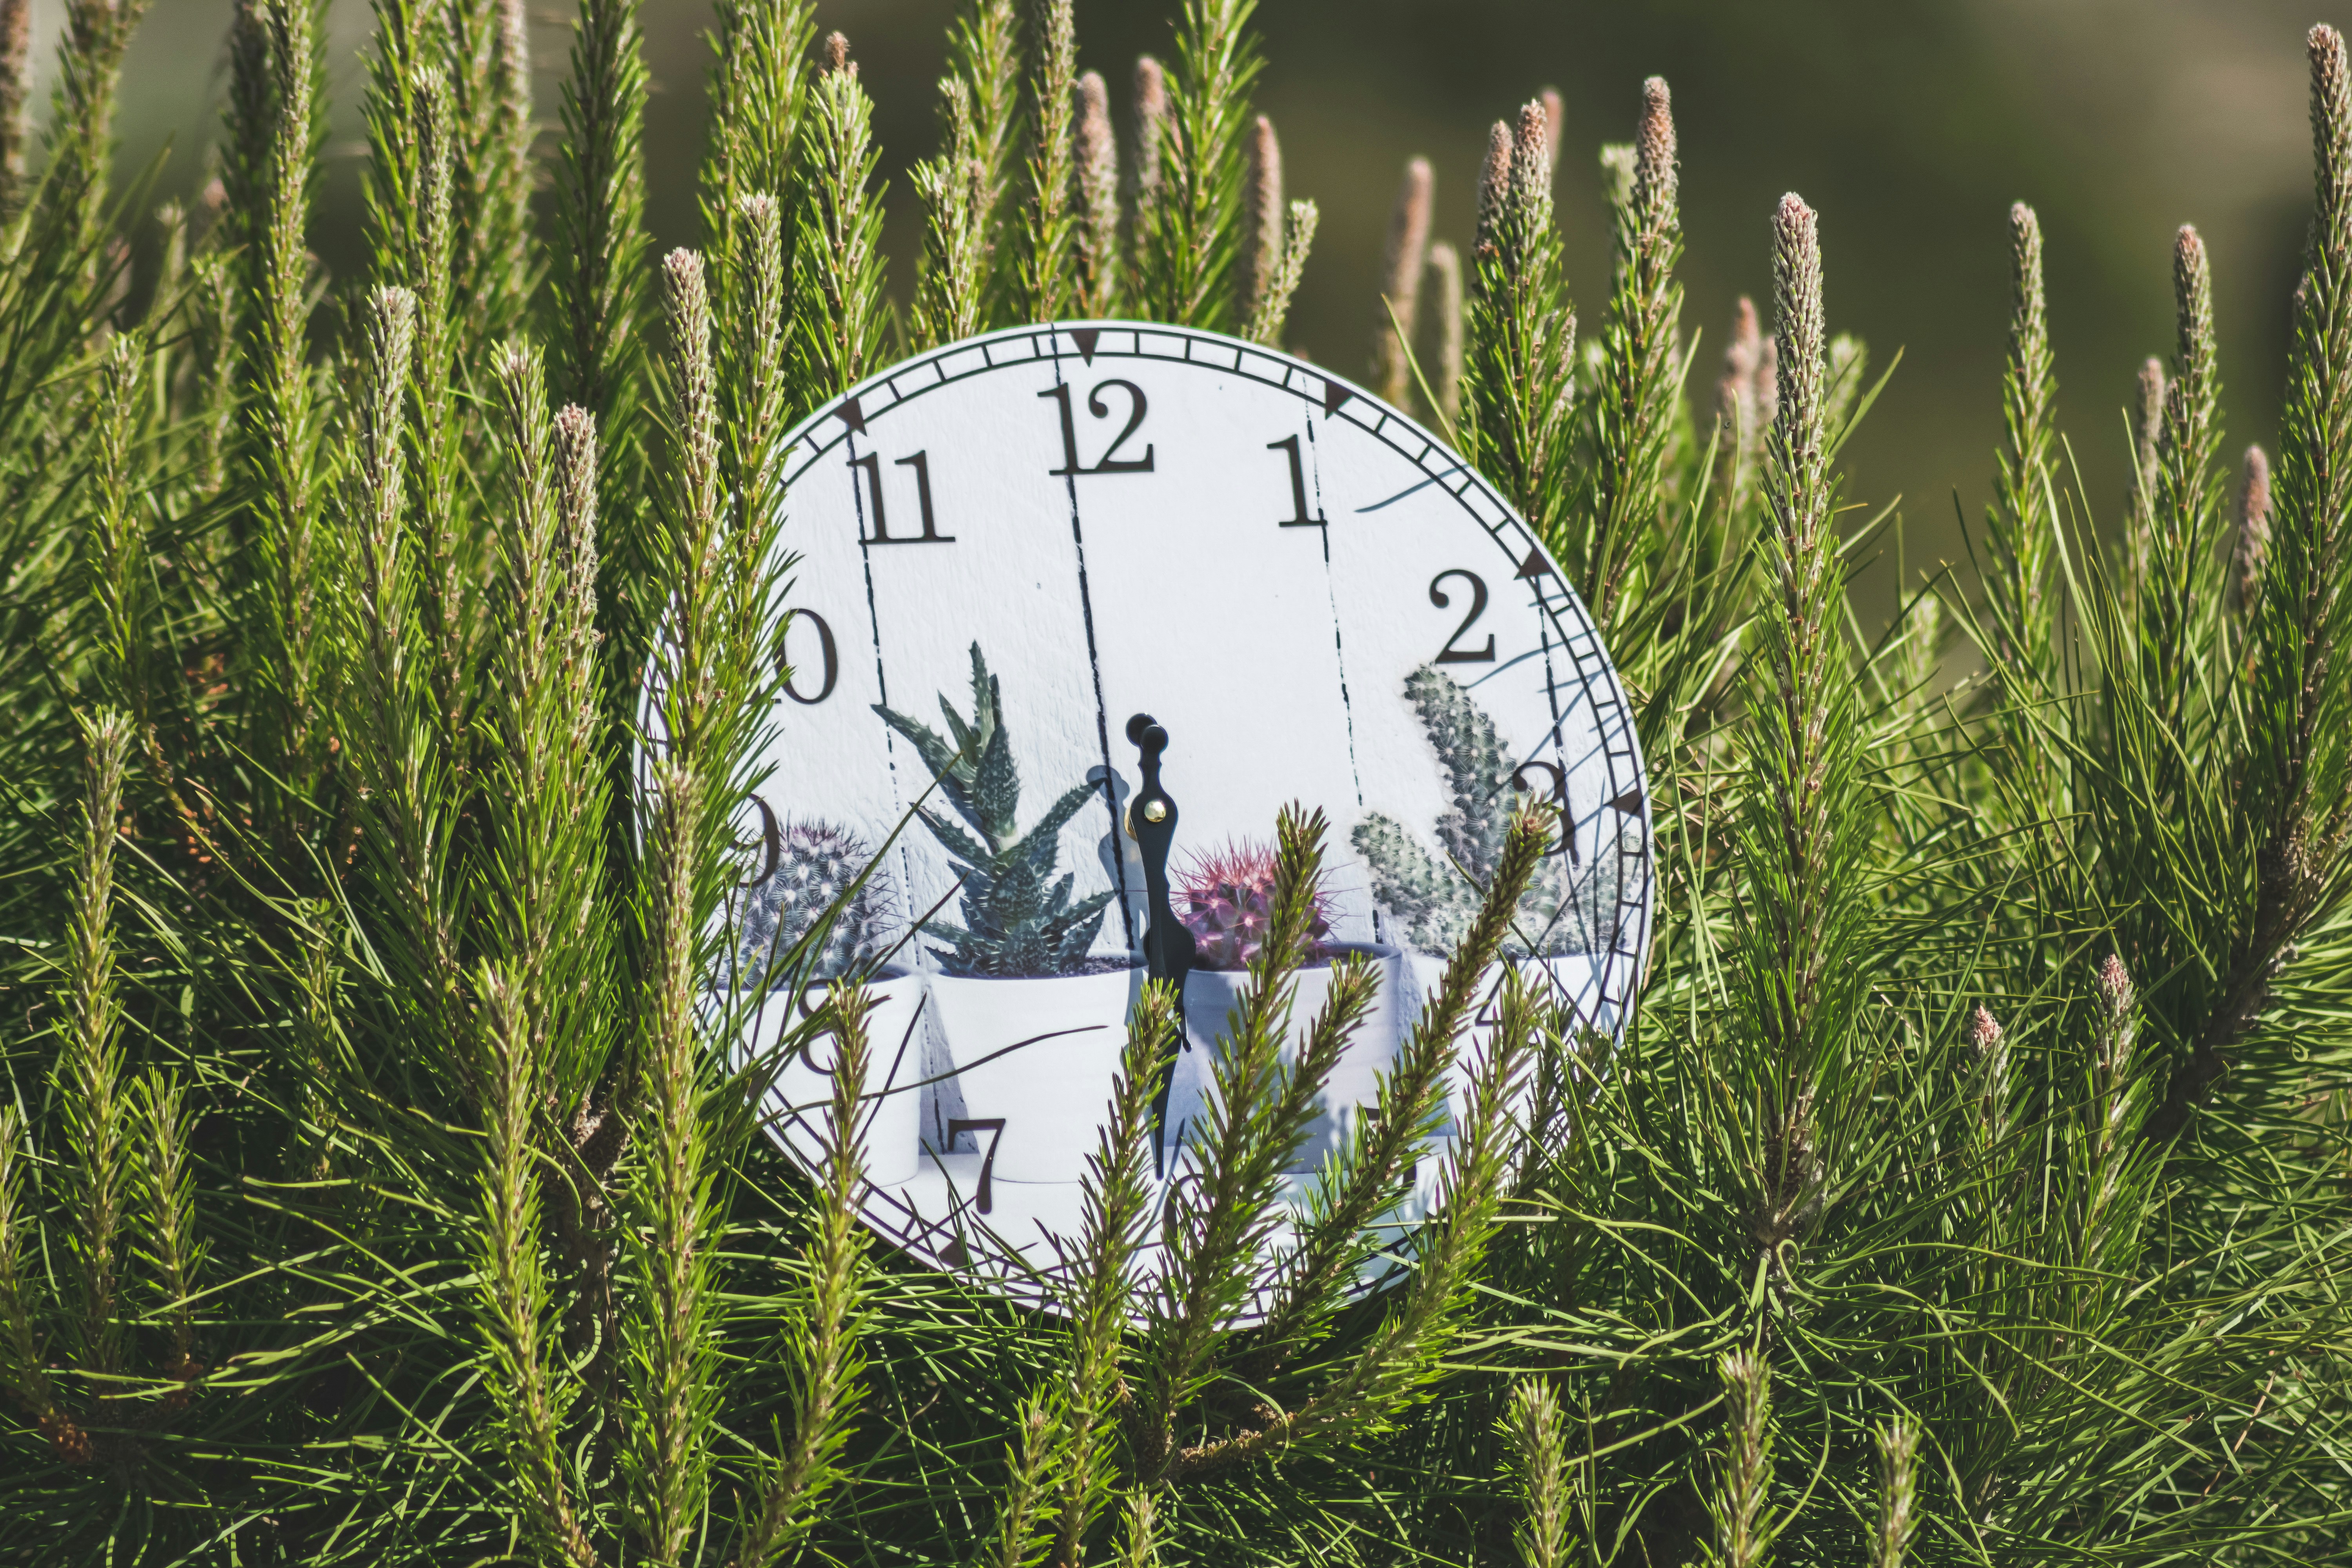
left=1516, top=547, right=1555, bottom=581
left=1608, top=788, right=1645, bottom=816
left=940, top=1237, right=969, bottom=1269
left=1323, top=378, right=1352, bottom=417
left=837, top=396, right=867, bottom=435
left=1071, top=326, right=1100, bottom=364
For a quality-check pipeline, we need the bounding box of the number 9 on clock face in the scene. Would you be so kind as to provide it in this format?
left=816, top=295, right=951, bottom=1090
left=725, top=323, right=1652, bottom=1308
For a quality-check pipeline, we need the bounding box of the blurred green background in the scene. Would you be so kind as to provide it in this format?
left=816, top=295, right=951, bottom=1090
left=74, top=0, right=2352, bottom=623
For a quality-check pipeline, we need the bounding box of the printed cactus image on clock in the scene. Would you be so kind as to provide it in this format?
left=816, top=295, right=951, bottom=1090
left=734, top=819, right=898, bottom=987
left=874, top=642, right=1117, bottom=977
left=1176, top=839, right=1339, bottom=971
left=1354, top=663, right=1628, bottom=958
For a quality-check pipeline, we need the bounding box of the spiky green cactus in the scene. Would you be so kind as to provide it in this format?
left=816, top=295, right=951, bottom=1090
left=1353, top=663, right=1620, bottom=956
left=874, top=642, right=1116, bottom=976
left=737, top=820, right=896, bottom=984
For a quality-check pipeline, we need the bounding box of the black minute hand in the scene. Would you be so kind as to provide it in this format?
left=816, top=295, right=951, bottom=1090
left=1125, top=713, right=1195, bottom=1175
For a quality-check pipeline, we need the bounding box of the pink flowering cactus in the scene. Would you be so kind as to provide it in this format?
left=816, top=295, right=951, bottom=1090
left=1175, top=839, right=1337, bottom=971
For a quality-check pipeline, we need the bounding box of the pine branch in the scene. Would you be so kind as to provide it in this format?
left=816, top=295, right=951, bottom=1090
left=622, top=762, right=720, bottom=1566
left=1137, top=0, right=1260, bottom=328
left=1426, top=239, right=1464, bottom=427
left=1710, top=296, right=1764, bottom=526
left=343, top=286, right=469, bottom=1071
left=1871, top=1416, right=1920, bottom=1568
left=60, top=710, right=133, bottom=1385
left=449, top=0, right=537, bottom=347
left=191, top=248, right=237, bottom=495
left=913, top=78, right=991, bottom=348
left=726, top=192, right=790, bottom=592
left=487, top=337, right=610, bottom=1111
left=1461, top=103, right=1575, bottom=546
left=985, top=1397, right=1064, bottom=1568
left=2140, top=222, right=2225, bottom=769
left=233, top=0, right=328, bottom=807
left=788, top=38, right=887, bottom=414
left=1169, top=931, right=1546, bottom=1477
left=1985, top=202, right=2058, bottom=680
left=1710, top=1349, right=1777, bottom=1568
left=1582, top=77, right=1684, bottom=626
left=1017, top=0, right=1078, bottom=321
left=0, top=0, right=28, bottom=209
left=360, top=0, right=443, bottom=287
left=1508, top=1378, right=1568, bottom=1568
left=2234, top=444, right=2272, bottom=623
left=1735, top=193, right=1868, bottom=1283
left=132, top=1070, right=205, bottom=1389
left=1116, top=1493, right=1160, bottom=1568
left=1134, top=803, right=1339, bottom=1479
left=1126, top=54, right=1169, bottom=285
left=659, top=247, right=727, bottom=763
left=1245, top=198, right=1314, bottom=345
left=386, top=69, right=473, bottom=764
left=0, top=1104, right=65, bottom=1449
left=1235, top=114, right=1281, bottom=331
left=47, top=0, right=150, bottom=252
left=1372, top=157, right=1433, bottom=407
left=945, top=0, right=1022, bottom=326
left=733, top=981, right=873, bottom=1567
left=554, top=0, right=648, bottom=427
left=1072, top=69, right=1120, bottom=317
left=1237, top=953, right=1384, bottom=1366
left=2148, top=26, right=2352, bottom=1140
left=85, top=333, right=149, bottom=724
left=699, top=0, right=814, bottom=289
left=1050, top=983, right=1175, bottom=1567
left=474, top=967, right=597, bottom=1566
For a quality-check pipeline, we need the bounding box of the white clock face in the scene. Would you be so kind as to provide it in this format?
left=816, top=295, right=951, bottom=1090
left=730, top=322, right=1651, bottom=1307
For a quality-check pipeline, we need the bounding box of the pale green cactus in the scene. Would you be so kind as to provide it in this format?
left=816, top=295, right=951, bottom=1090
left=1354, top=663, right=1622, bottom=957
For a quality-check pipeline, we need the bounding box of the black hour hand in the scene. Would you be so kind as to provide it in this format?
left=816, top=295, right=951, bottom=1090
left=1126, top=714, right=1196, bottom=1172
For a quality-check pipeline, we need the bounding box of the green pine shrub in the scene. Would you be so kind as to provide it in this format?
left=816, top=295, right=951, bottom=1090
left=0, top=0, right=2343, bottom=1564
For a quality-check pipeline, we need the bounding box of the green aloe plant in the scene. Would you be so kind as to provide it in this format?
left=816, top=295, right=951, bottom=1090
left=875, top=641, right=1116, bottom=976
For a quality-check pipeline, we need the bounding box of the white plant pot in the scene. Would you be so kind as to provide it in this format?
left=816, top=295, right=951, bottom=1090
left=1181, top=942, right=1405, bottom=1173
left=1405, top=951, right=1606, bottom=1137
left=927, top=964, right=1145, bottom=1184
left=752, top=967, right=929, bottom=1186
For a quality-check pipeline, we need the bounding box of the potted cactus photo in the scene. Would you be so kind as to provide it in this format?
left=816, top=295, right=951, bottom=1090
left=734, top=820, right=925, bottom=1185
left=1175, top=840, right=1405, bottom=1172
left=1354, top=664, right=1633, bottom=1125
left=875, top=644, right=1140, bottom=1183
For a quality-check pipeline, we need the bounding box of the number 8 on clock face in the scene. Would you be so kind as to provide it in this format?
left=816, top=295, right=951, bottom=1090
left=728, top=323, right=1653, bottom=1306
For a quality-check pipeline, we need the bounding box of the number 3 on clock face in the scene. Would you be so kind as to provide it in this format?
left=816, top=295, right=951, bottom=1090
left=739, top=323, right=1653, bottom=1299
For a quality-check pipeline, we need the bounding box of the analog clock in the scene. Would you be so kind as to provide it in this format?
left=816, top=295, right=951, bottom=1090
left=728, top=322, right=1651, bottom=1305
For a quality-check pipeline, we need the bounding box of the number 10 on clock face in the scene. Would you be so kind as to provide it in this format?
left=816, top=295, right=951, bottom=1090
left=762, top=324, right=1647, bottom=992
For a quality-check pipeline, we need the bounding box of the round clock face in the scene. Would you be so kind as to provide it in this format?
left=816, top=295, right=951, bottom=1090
left=730, top=322, right=1651, bottom=1306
